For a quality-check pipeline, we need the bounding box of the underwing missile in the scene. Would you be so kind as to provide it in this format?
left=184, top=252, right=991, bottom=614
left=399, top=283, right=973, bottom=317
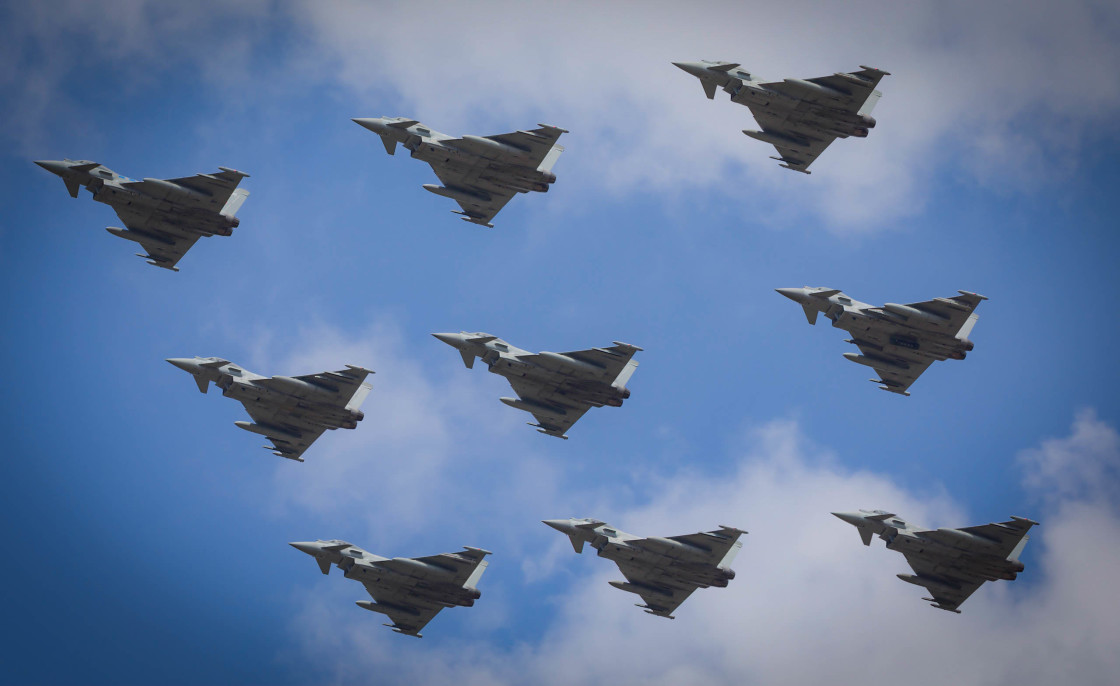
left=499, top=396, right=566, bottom=415
left=234, top=421, right=300, bottom=441
left=743, top=129, right=802, bottom=147
left=422, top=184, right=489, bottom=203
left=843, top=352, right=909, bottom=371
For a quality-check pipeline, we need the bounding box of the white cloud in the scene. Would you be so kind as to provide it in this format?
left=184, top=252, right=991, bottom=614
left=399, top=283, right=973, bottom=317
left=1018, top=408, right=1120, bottom=508
left=283, top=401, right=1120, bottom=686
left=245, top=319, right=600, bottom=556
left=10, top=1, right=1119, bottom=230
left=291, top=0, right=1120, bottom=232
left=261, top=319, right=459, bottom=529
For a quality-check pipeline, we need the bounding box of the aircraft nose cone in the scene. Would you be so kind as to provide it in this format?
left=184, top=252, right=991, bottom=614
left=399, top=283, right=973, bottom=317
left=289, top=542, right=320, bottom=555
left=775, top=287, right=805, bottom=302
left=166, top=357, right=198, bottom=373
left=352, top=117, right=381, bottom=132
left=542, top=519, right=571, bottom=533
left=431, top=332, right=464, bottom=347
left=672, top=61, right=706, bottom=77
left=34, top=160, right=67, bottom=176
left=831, top=512, right=863, bottom=526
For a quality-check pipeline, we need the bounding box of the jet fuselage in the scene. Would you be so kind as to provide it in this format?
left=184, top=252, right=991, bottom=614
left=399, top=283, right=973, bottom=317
left=355, top=117, right=558, bottom=195
left=783, top=288, right=974, bottom=363
left=486, top=352, right=630, bottom=408
left=673, top=62, right=878, bottom=139
left=728, top=81, right=876, bottom=138
left=836, top=512, right=1025, bottom=583
left=546, top=519, right=738, bottom=589
left=38, top=160, right=239, bottom=236
left=831, top=307, right=974, bottom=363
left=436, top=333, right=633, bottom=408
left=292, top=541, right=483, bottom=608
left=168, top=358, right=365, bottom=429
left=217, top=375, right=364, bottom=429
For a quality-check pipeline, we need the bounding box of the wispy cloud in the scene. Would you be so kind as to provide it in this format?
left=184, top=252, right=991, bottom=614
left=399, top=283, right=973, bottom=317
left=0, top=1, right=271, bottom=155
left=1019, top=408, right=1120, bottom=509
left=248, top=319, right=595, bottom=556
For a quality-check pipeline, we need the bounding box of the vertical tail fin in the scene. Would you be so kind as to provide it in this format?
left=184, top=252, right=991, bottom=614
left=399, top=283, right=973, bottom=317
left=537, top=144, right=564, bottom=173
left=611, top=358, right=640, bottom=390
left=857, top=89, right=883, bottom=116
left=463, top=558, right=489, bottom=588
left=220, top=188, right=249, bottom=217
left=345, top=381, right=373, bottom=412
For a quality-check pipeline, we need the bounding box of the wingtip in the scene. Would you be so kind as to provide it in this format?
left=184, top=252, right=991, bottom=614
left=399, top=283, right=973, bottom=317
left=455, top=214, right=494, bottom=228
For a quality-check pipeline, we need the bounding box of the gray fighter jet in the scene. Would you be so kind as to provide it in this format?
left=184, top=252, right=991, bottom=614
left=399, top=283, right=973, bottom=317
left=673, top=61, right=889, bottom=173
left=544, top=519, right=745, bottom=618
left=777, top=287, right=987, bottom=396
left=290, top=540, right=490, bottom=637
left=35, top=159, right=249, bottom=271
left=833, top=510, right=1038, bottom=613
left=166, top=357, right=372, bottom=461
left=352, top=117, right=565, bottom=227
left=432, top=332, right=640, bottom=439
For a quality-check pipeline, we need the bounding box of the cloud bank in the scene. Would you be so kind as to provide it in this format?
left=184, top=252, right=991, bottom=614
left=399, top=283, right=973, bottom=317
left=271, top=321, right=1120, bottom=686
left=291, top=0, right=1120, bottom=231
left=7, top=1, right=1120, bottom=232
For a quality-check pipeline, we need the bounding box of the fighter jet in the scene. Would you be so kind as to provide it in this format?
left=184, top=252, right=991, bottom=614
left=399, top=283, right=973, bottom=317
left=432, top=332, right=640, bottom=439
left=544, top=519, right=745, bottom=618
left=833, top=510, right=1038, bottom=613
left=290, top=540, right=490, bottom=637
left=35, top=159, right=249, bottom=271
left=352, top=117, right=565, bottom=227
left=776, top=287, right=987, bottom=396
left=166, top=357, right=372, bottom=461
left=673, top=61, right=889, bottom=173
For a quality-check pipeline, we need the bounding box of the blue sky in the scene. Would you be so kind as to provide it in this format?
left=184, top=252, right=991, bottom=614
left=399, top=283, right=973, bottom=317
left=3, top=2, right=1120, bottom=684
